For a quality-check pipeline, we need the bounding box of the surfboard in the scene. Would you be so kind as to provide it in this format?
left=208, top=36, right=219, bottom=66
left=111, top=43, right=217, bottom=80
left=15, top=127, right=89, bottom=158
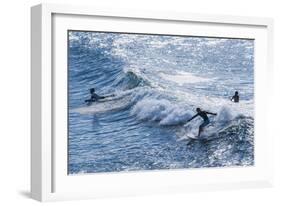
left=75, top=95, right=131, bottom=115
left=85, top=94, right=117, bottom=105
left=183, top=120, right=235, bottom=145
left=185, top=135, right=202, bottom=145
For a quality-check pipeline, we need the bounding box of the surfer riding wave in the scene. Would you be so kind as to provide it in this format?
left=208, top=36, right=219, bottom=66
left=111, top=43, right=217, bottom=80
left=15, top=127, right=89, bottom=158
left=186, top=107, right=217, bottom=137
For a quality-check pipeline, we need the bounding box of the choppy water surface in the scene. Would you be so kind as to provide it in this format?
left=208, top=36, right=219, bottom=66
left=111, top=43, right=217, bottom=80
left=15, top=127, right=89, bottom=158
left=68, top=31, right=254, bottom=174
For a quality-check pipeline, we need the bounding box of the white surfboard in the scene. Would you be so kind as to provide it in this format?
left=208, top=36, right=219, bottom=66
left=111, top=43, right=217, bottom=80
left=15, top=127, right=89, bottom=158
left=178, top=120, right=234, bottom=143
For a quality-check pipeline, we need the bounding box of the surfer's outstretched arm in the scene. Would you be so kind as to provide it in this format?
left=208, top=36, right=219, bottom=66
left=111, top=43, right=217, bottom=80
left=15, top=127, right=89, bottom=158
left=186, top=114, right=199, bottom=123
left=97, top=94, right=115, bottom=100
left=206, top=112, right=217, bottom=115
left=102, top=94, right=115, bottom=98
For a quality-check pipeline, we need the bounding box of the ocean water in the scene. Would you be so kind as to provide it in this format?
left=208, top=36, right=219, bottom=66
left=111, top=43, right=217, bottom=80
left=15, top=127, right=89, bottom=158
left=68, top=31, right=254, bottom=174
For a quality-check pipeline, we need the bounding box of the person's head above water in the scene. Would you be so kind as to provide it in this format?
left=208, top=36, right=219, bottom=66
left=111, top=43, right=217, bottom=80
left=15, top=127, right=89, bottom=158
left=235, top=91, right=239, bottom=96
left=196, top=107, right=201, bottom=113
left=90, top=88, right=95, bottom=94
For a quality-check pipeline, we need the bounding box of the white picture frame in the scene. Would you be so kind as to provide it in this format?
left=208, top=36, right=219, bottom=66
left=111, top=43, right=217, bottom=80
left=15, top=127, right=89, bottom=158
left=31, top=3, right=274, bottom=202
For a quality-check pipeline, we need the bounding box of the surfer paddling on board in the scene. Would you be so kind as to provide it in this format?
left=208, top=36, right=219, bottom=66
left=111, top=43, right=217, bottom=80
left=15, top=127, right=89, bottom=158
left=230, top=91, right=239, bottom=103
left=186, top=108, right=217, bottom=137
left=85, top=88, right=114, bottom=104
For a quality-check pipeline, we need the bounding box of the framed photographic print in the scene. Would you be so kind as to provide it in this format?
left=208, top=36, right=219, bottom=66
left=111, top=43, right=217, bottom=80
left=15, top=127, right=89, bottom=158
left=31, top=3, right=274, bottom=201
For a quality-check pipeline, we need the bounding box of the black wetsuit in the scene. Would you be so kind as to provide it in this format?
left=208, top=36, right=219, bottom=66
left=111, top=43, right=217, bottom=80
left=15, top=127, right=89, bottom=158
left=187, top=110, right=217, bottom=137
left=197, top=111, right=210, bottom=128
left=91, top=93, right=105, bottom=101
left=85, top=93, right=105, bottom=103
left=231, top=95, right=239, bottom=103
left=189, top=111, right=210, bottom=128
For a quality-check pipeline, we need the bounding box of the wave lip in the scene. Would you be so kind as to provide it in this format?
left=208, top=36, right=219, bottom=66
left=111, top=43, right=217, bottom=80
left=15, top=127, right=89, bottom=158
left=111, top=68, right=151, bottom=91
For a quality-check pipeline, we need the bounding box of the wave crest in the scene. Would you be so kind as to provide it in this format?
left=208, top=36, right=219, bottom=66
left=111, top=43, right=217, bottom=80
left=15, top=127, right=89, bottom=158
left=112, top=69, right=150, bottom=91
left=131, top=98, right=193, bottom=126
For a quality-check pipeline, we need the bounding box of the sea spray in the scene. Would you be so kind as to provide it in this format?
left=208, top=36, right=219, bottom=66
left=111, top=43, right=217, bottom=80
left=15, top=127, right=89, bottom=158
left=131, top=98, right=193, bottom=125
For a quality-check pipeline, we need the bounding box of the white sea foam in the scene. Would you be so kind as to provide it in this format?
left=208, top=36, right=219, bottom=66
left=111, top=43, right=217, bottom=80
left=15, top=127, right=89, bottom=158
left=160, top=71, right=211, bottom=85
left=131, top=98, right=193, bottom=126
left=130, top=94, right=252, bottom=140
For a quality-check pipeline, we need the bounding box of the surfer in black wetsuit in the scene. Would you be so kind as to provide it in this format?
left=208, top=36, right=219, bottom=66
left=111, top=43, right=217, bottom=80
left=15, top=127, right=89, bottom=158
left=186, top=108, right=217, bottom=137
left=85, top=88, right=115, bottom=104
left=85, top=88, right=106, bottom=103
left=231, top=91, right=239, bottom=103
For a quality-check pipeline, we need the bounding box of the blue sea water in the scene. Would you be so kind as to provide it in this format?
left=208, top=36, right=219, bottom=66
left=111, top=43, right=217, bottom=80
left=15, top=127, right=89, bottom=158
left=68, top=31, right=254, bottom=174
